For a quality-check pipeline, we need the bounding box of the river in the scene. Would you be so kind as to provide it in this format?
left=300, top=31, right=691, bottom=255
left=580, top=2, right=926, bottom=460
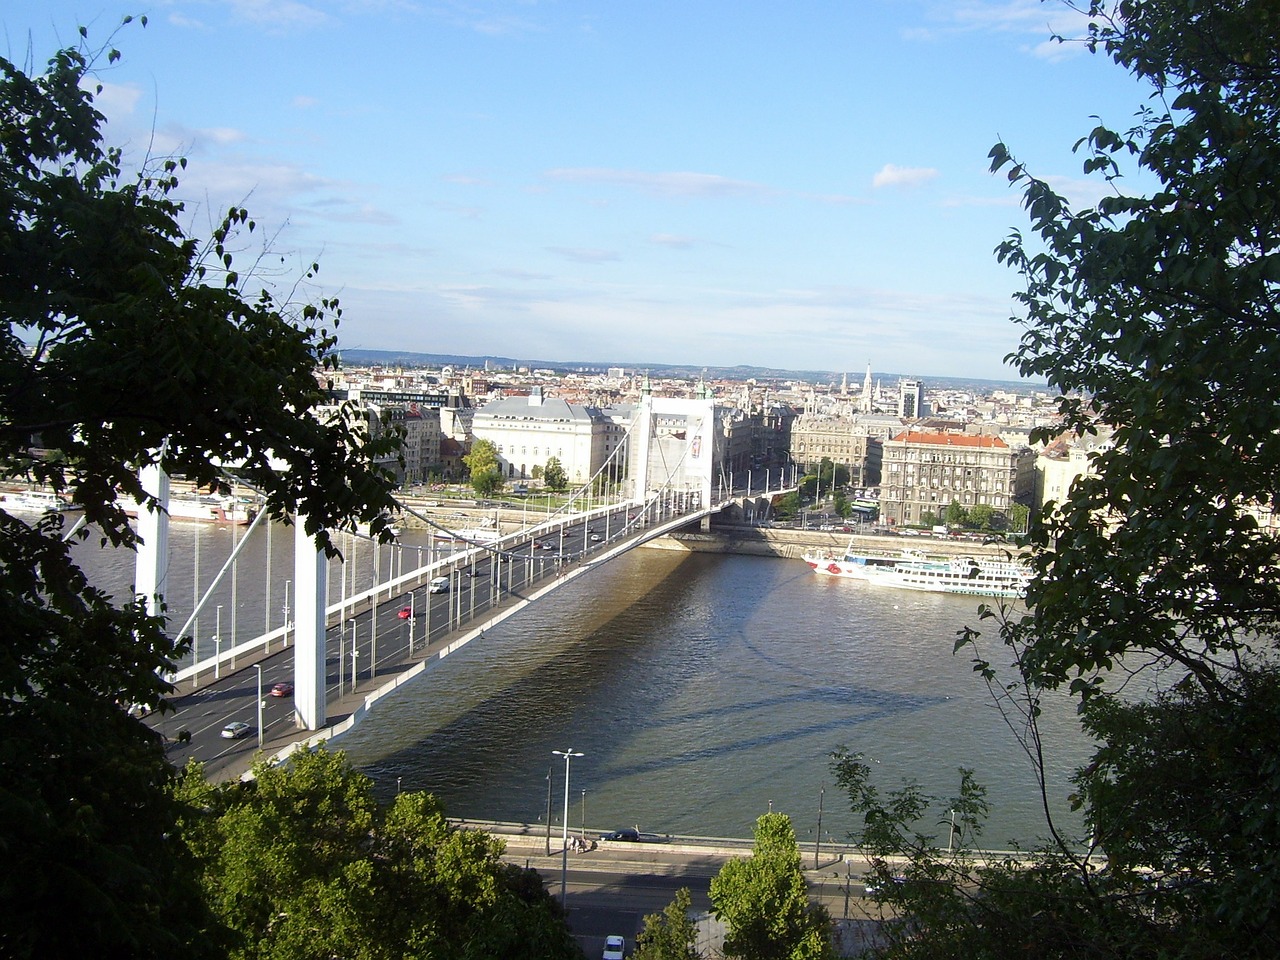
left=74, top=519, right=1093, bottom=849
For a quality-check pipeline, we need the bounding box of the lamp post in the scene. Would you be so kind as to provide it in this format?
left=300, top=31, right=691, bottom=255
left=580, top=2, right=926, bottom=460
left=283, top=579, right=291, bottom=637
left=215, top=604, right=223, bottom=680
left=552, top=748, right=583, bottom=906
left=253, top=664, right=264, bottom=749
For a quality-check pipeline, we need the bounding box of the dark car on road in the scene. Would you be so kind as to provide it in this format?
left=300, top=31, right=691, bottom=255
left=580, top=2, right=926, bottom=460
left=599, top=828, right=639, bottom=842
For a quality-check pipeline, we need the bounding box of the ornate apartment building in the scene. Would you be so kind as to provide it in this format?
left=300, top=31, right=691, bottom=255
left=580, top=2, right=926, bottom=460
left=789, top=414, right=886, bottom=487
left=879, top=431, right=1034, bottom=526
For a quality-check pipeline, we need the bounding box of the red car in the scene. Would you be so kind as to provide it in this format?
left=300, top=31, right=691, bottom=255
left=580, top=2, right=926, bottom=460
left=270, top=681, right=293, bottom=698
left=398, top=606, right=412, bottom=619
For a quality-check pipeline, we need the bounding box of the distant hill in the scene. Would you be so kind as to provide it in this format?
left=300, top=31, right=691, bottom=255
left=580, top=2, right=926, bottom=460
left=336, top=349, right=1046, bottom=395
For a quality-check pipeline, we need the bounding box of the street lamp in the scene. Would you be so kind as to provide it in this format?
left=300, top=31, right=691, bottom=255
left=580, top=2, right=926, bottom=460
left=253, top=664, right=264, bottom=749
left=283, top=579, right=292, bottom=637
left=552, top=747, right=584, bottom=906
left=215, top=604, right=223, bottom=680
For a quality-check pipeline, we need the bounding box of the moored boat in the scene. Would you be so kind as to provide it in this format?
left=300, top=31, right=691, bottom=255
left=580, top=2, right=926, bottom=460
left=0, top=489, right=79, bottom=514
left=124, top=493, right=256, bottom=525
left=863, top=554, right=1030, bottom=599
left=802, top=539, right=927, bottom=580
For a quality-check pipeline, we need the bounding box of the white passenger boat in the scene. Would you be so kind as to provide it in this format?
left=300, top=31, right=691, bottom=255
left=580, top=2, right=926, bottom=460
left=864, top=554, right=1030, bottom=599
left=0, top=489, right=79, bottom=514
left=802, top=540, right=927, bottom=580
left=125, top=493, right=256, bottom=525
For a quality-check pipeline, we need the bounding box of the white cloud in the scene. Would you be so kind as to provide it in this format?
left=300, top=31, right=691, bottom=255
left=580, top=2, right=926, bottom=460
left=650, top=233, right=697, bottom=249
left=914, top=1, right=1096, bottom=59
left=90, top=81, right=144, bottom=120
left=545, top=168, right=771, bottom=200
left=200, top=127, right=249, bottom=145
left=225, top=0, right=331, bottom=31
left=872, top=164, right=939, bottom=189
left=547, top=246, right=620, bottom=264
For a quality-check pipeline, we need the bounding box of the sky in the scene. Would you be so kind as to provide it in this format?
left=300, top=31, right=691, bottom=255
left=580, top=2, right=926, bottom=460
left=4, top=1, right=1154, bottom=381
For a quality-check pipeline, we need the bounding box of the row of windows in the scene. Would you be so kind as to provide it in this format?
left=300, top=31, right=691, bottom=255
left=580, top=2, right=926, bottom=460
left=496, top=445, right=565, bottom=457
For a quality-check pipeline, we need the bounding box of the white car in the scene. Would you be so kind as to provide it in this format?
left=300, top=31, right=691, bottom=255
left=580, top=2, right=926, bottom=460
left=428, top=576, right=449, bottom=594
left=220, top=721, right=251, bottom=740
left=602, top=935, right=625, bottom=960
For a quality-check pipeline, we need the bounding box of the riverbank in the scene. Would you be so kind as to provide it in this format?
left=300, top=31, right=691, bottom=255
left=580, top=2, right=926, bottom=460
left=662, top=523, right=1026, bottom=562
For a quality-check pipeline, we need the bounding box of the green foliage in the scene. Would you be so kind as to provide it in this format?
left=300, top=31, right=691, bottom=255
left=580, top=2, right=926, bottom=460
left=709, top=813, right=834, bottom=960
left=635, top=887, right=702, bottom=960
left=1007, top=502, right=1030, bottom=535
left=831, top=490, right=850, bottom=518
left=0, top=25, right=402, bottom=959
left=773, top=491, right=800, bottom=519
left=847, top=1, right=1280, bottom=957
left=543, top=455, right=568, bottom=492
left=464, top=438, right=505, bottom=497
left=179, top=748, right=582, bottom=960
left=943, top=500, right=968, bottom=527
left=968, top=502, right=995, bottom=531
left=989, top=0, right=1280, bottom=699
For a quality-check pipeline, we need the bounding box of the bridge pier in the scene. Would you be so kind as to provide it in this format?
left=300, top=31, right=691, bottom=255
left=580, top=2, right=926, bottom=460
left=134, top=462, right=171, bottom=619
left=293, top=520, right=329, bottom=730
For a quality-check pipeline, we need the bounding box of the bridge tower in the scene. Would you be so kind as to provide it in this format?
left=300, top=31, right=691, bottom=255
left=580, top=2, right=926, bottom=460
left=628, top=395, right=717, bottom=527
left=292, top=521, right=329, bottom=730
left=134, top=462, right=171, bottom=619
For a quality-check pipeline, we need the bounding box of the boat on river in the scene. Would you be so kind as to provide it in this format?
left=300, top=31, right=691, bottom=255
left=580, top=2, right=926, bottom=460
left=864, top=554, right=1030, bottom=599
left=0, top=489, right=79, bottom=514
left=802, top=540, right=927, bottom=580
left=124, top=493, right=256, bottom=525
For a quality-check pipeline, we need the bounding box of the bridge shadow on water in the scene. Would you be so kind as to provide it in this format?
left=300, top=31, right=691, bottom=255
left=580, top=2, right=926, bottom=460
left=351, top=550, right=950, bottom=806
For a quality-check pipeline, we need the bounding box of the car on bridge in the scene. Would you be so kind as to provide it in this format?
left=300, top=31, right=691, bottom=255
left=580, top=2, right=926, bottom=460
left=220, top=721, right=252, bottom=739
left=270, top=682, right=293, bottom=698
left=602, top=935, right=625, bottom=960
left=398, top=606, right=412, bottom=619
left=428, top=576, right=449, bottom=593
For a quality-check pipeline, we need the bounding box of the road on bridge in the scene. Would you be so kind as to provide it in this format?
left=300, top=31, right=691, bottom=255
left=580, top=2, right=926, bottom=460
left=149, top=502, right=695, bottom=779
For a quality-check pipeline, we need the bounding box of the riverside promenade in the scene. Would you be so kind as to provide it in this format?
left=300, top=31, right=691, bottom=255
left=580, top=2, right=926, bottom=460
left=466, top=819, right=891, bottom=957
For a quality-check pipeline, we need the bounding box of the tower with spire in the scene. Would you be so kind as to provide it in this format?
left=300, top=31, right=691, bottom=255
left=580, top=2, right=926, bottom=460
left=860, top=362, right=874, bottom=413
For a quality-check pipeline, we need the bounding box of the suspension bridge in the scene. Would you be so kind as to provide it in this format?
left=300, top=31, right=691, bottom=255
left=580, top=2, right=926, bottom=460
left=119, top=395, right=796, bottom=777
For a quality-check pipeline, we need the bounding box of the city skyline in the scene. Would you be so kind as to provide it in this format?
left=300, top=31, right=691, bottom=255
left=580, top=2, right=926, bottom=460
left=7, top=1, right=1152, bottom=381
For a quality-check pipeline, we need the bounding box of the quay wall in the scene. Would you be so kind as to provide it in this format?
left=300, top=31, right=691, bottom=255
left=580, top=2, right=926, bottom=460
left=647, top=524, right=1025, bottom=562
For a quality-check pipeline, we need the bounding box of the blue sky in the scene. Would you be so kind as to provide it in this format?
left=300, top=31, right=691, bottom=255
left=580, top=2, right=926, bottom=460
left=5, top=1, right=1151, bottom=380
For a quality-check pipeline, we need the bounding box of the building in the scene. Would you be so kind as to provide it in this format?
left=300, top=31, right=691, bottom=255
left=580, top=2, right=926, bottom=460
left=788, top=415, right=883, bottom=487
left=880, top=431, right=1034, bottom=527
left=470, top=387, right=632, bottom=485
left=898, top=379, right=925, bottom=419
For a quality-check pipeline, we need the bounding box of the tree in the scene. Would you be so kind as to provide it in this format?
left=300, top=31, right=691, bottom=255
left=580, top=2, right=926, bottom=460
left=635, top=887, right=702, bottom=960
left=832, top=490, right=850, bottom=518
left=177, top=748, right=582, bottom=960
left=708, top=813, right=833, bottom=960
left=1007, top=502, right=1030, bottom=536
left=773, top=491, right=800, bottom=519
left=943, top=500, right=967, bottom=527
left=463, top=438, right=504, bottom=497
left=0, top=26, right=401, bottom=957
left=968, top=502, right=995, bottom=531
left=543, top=455, right=568, bottom=492
left=851, top=1, right=1280, bottom=957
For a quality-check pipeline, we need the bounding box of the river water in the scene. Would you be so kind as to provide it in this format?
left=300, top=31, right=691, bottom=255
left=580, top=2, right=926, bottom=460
left=75, top=521, right=1093, bottom=849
